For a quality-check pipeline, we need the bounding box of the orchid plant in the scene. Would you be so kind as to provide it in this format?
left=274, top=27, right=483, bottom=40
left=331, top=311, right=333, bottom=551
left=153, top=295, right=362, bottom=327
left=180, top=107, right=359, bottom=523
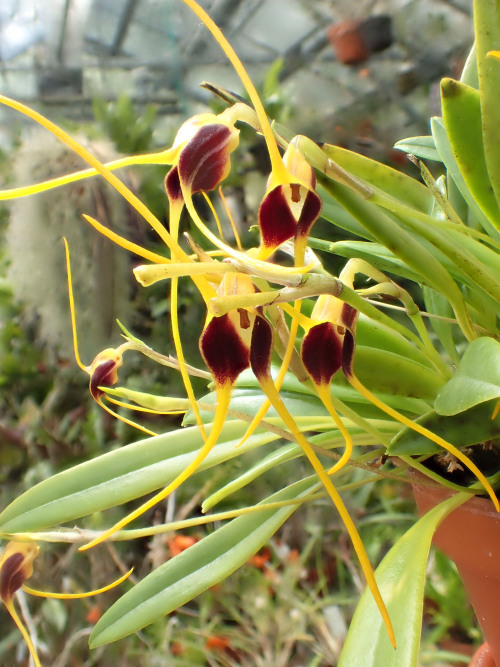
left=1, top=0, right=500, bottom=664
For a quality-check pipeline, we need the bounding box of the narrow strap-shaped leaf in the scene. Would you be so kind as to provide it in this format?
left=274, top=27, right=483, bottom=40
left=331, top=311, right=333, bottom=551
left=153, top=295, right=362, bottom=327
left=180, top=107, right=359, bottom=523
left=475, top=0, right=500, bottom=210
left=431, top=117, right=500, bottom=239
left=393, top=135, right=440, bottom=162
left=441, top=78, right=500, bottom=230
left=0, top=422, right=276, bottom=533
left=320, top=144, right=432, bottom=213
left=89, top=477, right=319, bottom=647
left=338, top=492, right=469, bottom=667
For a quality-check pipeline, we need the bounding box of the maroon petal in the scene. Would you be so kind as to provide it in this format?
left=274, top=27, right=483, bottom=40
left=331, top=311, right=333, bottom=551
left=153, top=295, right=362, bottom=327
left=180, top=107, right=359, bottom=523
left=200, top=314, right=250, bottom=387
left=165, top=165, right=183, bottom=203
left=90, top=358, right=119, bottom=399
left=0, top=552, right=24, bottom=603
left=295, top=189, right=322, bottom=240
left=258, top=186, right=298, bottom=249
left=178, top=124, right=235, bottom=194
left=250, top=314, right=274, bottom=380
left=301, top=322, right=343, bottom=385
left=340, top=304, right=359, bottom=379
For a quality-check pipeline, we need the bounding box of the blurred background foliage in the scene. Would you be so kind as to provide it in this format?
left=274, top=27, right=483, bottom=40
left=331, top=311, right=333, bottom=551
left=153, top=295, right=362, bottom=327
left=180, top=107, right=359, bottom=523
left=0, top=0, right=481, bottom=664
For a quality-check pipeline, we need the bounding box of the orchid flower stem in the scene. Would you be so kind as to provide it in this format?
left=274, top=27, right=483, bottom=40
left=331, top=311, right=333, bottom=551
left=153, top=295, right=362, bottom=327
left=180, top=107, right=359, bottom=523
left=256, top=374, right=396, bottom=648
left=79, top=384, right=234, bottom=551
left=6, top=599, right=41, bottom=667
left=348, top=375, right=499, bottom=510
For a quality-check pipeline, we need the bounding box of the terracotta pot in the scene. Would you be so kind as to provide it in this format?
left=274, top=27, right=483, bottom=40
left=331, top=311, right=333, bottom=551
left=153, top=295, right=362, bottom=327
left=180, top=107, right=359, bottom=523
left=470, top=643, right=496, bottom=667
left=411, top=473, right=500, bottom=666
left=327, top=20, right=370, bottom=65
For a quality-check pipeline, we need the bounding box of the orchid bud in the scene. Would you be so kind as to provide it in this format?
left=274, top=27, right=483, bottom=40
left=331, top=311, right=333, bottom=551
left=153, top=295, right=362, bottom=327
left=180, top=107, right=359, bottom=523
left=88, top=348, right=124, bottom=399
left=0, top=541, right=39, bottom=605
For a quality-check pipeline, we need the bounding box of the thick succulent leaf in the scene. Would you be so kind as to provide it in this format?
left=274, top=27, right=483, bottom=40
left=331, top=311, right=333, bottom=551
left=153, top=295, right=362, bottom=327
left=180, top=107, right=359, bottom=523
left=434, top=337, right=500, bottom=415
left=318, top=184, right=375, bottom=239
left=431, top=117, right=499, bottom=236
left=0, top=422, right=277, bottom=533
left=338, top=492, right=469, bottom=667
left=321, top=143, right=432, bottom=212
left=89, top=477, right=318, bottom=647
left=393, top=135, right=440, bottom=162
left=475, top=0, right=500, bottom=211
left=441, top=78, right=500, bottom=230
left=388, top=401, right=500, bottom=456
left=329, top=240, right=424, bottom=283
left=422, top=286, right=459, bottom=364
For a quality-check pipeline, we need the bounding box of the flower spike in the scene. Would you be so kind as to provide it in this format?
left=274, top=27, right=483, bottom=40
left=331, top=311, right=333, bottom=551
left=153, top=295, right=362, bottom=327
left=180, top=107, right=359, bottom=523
left=249, top=314, right=395, bottom=648
left=80, top=273, right=257, bottom=551
left=315, top=277, right=500, bottom=510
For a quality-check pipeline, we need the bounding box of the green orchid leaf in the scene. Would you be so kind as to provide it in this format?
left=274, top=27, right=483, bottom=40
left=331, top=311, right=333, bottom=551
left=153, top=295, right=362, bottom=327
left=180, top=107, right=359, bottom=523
left=431, top=117, right=500, bottom=237
left=441, top=78, right=500, bottom=230
left=434, top=337, right=500, bottom=415
left=393, top=135, right=441, bottom=162
left=0, top=422, right=277, bottom=533
left=325, top=240, right=425, bottom=283
left=338, top=492, right=469, bottom=667
left=318, top=185, right=376, bottom=240
left=422, top=287, right=459, bottom=365
left=321, top=143, right=432, bottom=213
left=475, top=0, right=500, bottom=211
left=388, top=401, right=500, bottom=456
left=460, top=43, right=478, bottom=89
left=89, top=477, right=319, bottom=648
left=319, top=177, right=471, bottom=333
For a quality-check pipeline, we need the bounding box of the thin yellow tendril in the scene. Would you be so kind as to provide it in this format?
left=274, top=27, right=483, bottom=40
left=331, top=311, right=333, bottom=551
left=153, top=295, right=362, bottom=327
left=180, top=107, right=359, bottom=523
left=315, top=384, right=353, bottom=475
left=238, top=305, right=301, bottom=447
left=348, top=375, right=499, bottom=511
left=80, top=383, right=234, bottom=551
left=0, top=149, right=177, bottom=201
left=203, top=192, right=225, bottom=240
left=23, top=567, right=133, bottom=598
left=219, top=186, right=243, bottom=250
left=255, top=373, right=395, bottom=648
left=181, top=0, right=290, bottom=187
left=4, top=599, right=42, bottom=667
left=82, top=214, right=170, bottom=264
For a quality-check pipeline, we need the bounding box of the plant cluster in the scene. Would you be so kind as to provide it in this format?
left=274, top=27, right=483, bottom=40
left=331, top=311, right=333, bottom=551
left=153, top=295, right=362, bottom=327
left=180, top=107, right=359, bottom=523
left=0, top=0, right=499, bottom=665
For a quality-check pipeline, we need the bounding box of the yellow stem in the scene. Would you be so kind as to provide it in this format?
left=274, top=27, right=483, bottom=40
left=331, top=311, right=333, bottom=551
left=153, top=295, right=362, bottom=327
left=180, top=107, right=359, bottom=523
left=238, top=305, right=301, bottom=447
left=315, top=384, right=353, bottom=475
left=63, top=238, right=88, bottom=372
left=83, top=214, right=170, bottom=264
left=23, top=567, right=133, bottom=598
left=80, top=383, right=234, bottom=551
left=5, top=599, right=42, bottom=667
left=180, top=0, right=289, bottom=185
left=219, top=186, right=243, bottom=250
left=0, top=149, right=177, bottom=201
left=256, top=374, right=395, bottom=648
left=169, top=197, right=207, bottom=440
left=348, top=375, right=499, bottom=511
left=97, top=396, right=157, bottom=437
